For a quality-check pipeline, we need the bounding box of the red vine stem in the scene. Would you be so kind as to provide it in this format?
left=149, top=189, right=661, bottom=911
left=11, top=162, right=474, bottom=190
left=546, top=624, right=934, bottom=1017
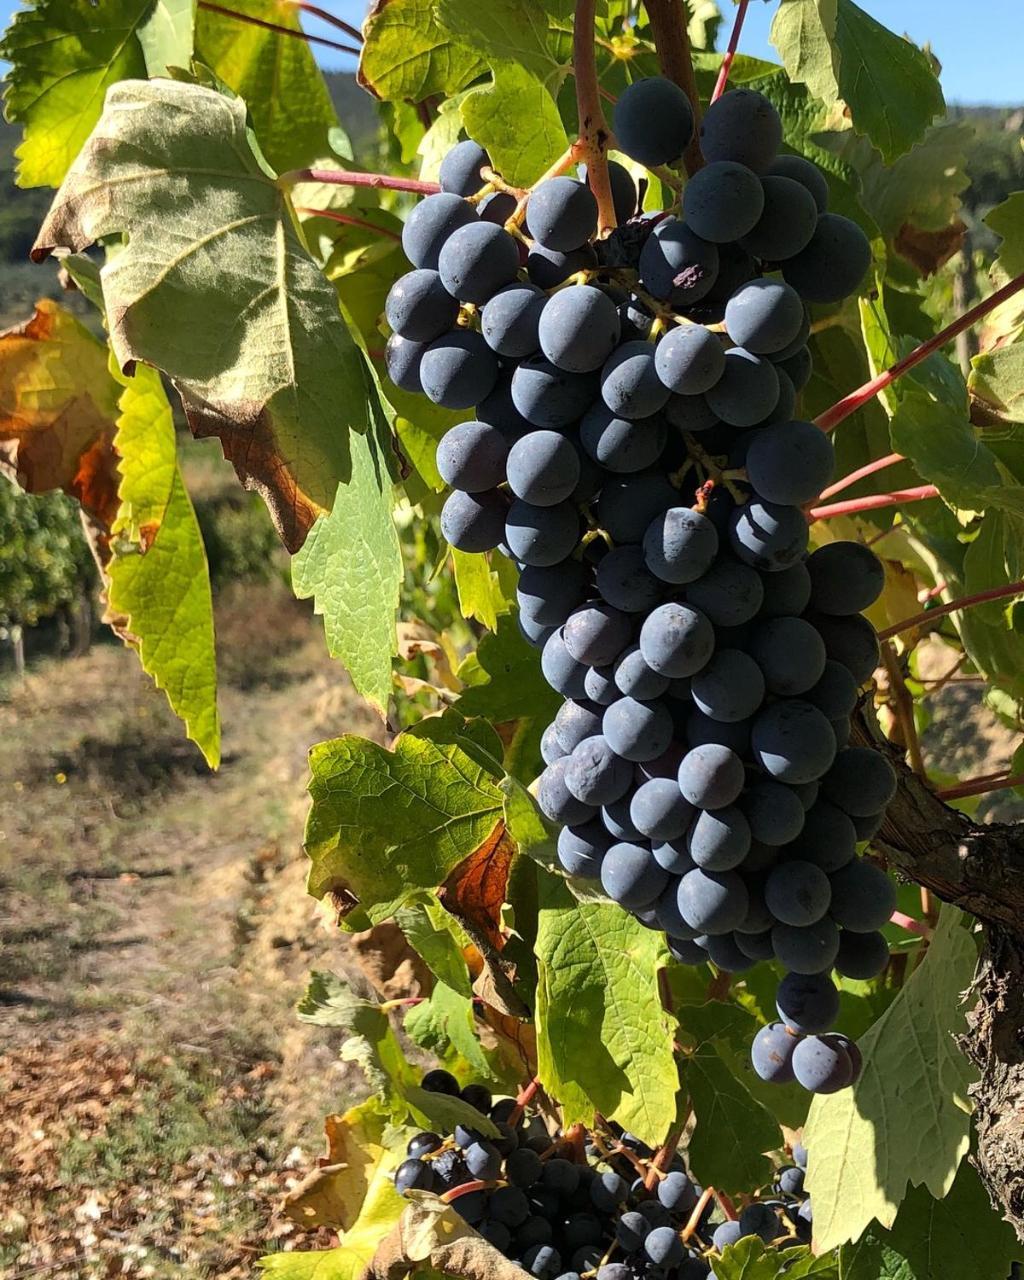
left=289, top=0, right=363, bottom=43
left=293, top=206, right=402, bottom=240
left=508, top=1075, right=542, bottom=1127
left=711, top=0, right=750, bottom=103
left=681, top=1186, right=715, bottom=1242
left=936, top=772, right=1024, bottom=801
left=441, top=1179, right=491, bottom=1203
left=643, top=0, right=704, bottom=175
left=876, top=577, right=1024, bottom=641
left=816, top=452, right=906, bottom=502
left=809, top=485, right=939, bottom=521
left=891, top=910, right=932, bottom=939
left=279, top=167, right=441, bottom=194
left=573, top=0, right=617, bottom=235
left=196, top=0, right=360, bottom=54
left=815, top=269, right=1024, bottom=432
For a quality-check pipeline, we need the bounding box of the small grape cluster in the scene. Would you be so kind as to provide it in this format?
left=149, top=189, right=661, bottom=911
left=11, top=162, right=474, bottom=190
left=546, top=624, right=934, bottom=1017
left=385, top=79, right=898, bottom=1094
left=395, top=1069, right=812, bottom=1278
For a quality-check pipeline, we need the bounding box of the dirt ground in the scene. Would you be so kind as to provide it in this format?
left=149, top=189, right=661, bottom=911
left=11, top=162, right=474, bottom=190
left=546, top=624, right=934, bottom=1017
left=0, top=582, right=383, bottom=1278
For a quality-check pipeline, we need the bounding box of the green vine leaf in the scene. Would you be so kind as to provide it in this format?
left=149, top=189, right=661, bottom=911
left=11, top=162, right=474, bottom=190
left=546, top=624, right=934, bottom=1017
left=137, top=0, right=195, bottom=74
left=459, top=64, right=568, bottom=189
left=986, top=191, right=1024, bottom=282
left=535, top=872, right=678, bottom=1148
left=434, top=0, right=573, bottom=92
left=713, top=1235, right=839, bottom=1279
left=357, top=0, right=486, bottom=102
left=804, top=906, right=977, bottom=1251
left=32, top=77, right=376, bottom=558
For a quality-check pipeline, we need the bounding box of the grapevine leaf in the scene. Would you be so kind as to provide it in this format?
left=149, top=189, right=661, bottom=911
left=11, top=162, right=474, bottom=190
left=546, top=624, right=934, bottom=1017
left=458, top=613, right=563, bottom=725
left=394, top=894, right=476, bottom=996
left=0, top=300, right=121, bottom=536
left=986, top=192, right=1024, bottom=282
left=107, top=366, right=220, bottom=767
left=452, top=549, right=514, bottom=633
left=283, top=1098, right=401, bottom=1231
left=33, top=77, right=374, bottom=555
left=677, top=1003, right=781, bottom=1192
left=304, top=722, right=505, bottom=917
left=714, top=1236, right=839, bottom=1279
left=804, top=906, right=977, bottom=1251
left=442, top=820, right=517, bottom=950
left=0, top=0, right=150, bottom=188
left=969, top=344, right=1024, bottom=425
left=404, top=982, right=492, bottom=1078
left=771, top=0, right=944, bottom=164
left=434, top=0, right=573, bottom=91
left=137, top=0, right=195, bottom=74
left=534, top=872, right=678, bottom=1147
left=291, top=398, right=402, bottom=716
left=839, top=1160, right=1022, bottom=1280
left=363, top=1195, right=533, bottom=1280
left=459, top=64, right=568, bottom=189
left=958, top=513, right=1024, bottom=704
left=357, top=0, right=487, bottom=102
left=194, top=0, right=340, bottom=173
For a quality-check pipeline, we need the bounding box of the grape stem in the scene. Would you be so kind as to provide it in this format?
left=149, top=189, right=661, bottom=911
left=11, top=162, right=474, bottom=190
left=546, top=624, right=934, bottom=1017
left=937, top=771, right=1024, bottom=801
left=712, top=1187, right=738, bottom=1222
left=643, top=1115, right=688, bottom=1190
left=815, top=452, right=906, bottom=502
left=681, top=1186, right=715, bottom=1242
left=478, top=166, right=525, bottom=199
left=711, top=0, right=750, bottom=103
left=880, top=641, right=927, bottom=778
left=288, top=0, right=363, bottom=42
left=573, top=0, right=618, bottom=235
left=890, top=910, right=933, bottom=939
left=507, top=1074, right=542, bottom=1126
left=876, top=577, right=1024, bottom=641
left=292, top=206, right=402, bottom=240
left=815, top=269, right=1024, bottom=432
left=196, top=0, right=361, bottom=54
left=440, top=1179, right=492, bottom=1202
left=809, top=484, right=939, bottom=521
left=278, top=167, right=441, bottom=194
left=642, top=0, right=704, bottom=176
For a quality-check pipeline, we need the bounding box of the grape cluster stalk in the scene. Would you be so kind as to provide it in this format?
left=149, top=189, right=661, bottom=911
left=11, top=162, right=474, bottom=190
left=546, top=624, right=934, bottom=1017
left=384, top=80, right=898, bottom=1095
left=394, top=1068, right=813, bottom=1278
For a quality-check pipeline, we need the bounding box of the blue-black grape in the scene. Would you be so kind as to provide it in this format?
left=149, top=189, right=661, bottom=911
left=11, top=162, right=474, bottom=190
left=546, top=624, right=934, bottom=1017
left=401, top=192, right=477, bottom=269
left=644, top=506, right=719, bottom=585
left=385, top=332, right=426, bottom=392
left=741, top=779, right=805, bottom=845
left=481, top=283, right=546, bottom=358
left=724, top=279, right=805, bottom=355
left=420, top=329, right=499, bottom=408
left=654, top=324, right=725, bottom=395
left=758, top=560, right=811, bottom=617
left=751, top=699, right=836, bottom=784
left=590, top=1170, right=629, bottom=1211
left=616, top=1210, right=650, bottom=1252
left=580, top=404, right=667, bottom=474
left=521, top=613, right=556, bottom=649
left=678, top=866, right=748, bottom=934
left=765, top=859, right=832, bottom=926
left=465, top=1139, right=501, bottom=1179
left=506, top=430, right=582, bottom=506
left=835, top=928, right=890, bottom=979
left=407, top=1131, right=443, bottom=1157
left=768, top=153, right=829, bottom=212
left=600, top=840, right=669, bottom=909
left=745, top=419, right=835, bottom=505
left=480, top=1219, right=512, bottom=1252
left=507, top=1147, right=543, bottom=1187
left=603, top=697, right=674, bottom=762
left=740, top=1203, right=781, bottom=1244
left=554, top=699, right=604, bottom=753
left=786, top=800, right=856, bottom=873
left=640, top=602, right=715, bottom=678
left=395, top=1157, right=436, bottom=1193
left=630, top=778, right=694, bottom=841
left=637, top=218, right=720, bottom=305
left=778, top=344, right=813, bottom=392
left=751, top=1021, right=798, bottom=1083
left=537, top=757, right=598, bottom=824
left=528, top=177, right=598, bottom=251
left=665, top=391, right=721, bottom=434
left=557, top=820, right=610, bottom=878
left=506, top=499, right=579, bottom=566
left=584, top=664, right=620, bottom=706
left=698, top=89, right=782, bottom=173
left=595, top=546, right=663, bottom=613
left=522, top=1243, right=563, bottom=1278
left=563, top=602, right=633, bottom=667
left=614, top=644, right=671, bottom=700
left=613, top=76, right=695, bottom=167
left=677, top=743, right=745, bottom=809
left=804, top=659, right=859, bottom=720
left=687, top=805, right=751, bottom=870
left=438, top=220, right=519, bottom=303
left=729, top=499, right=809, bottom=572
left=436, top=420, right=509, bottom=492
left=579, top=159, right=639, bottom=224
left=740, top=175, right=818, bottom=262
left=806, top=541, right=885, bottom=615
left=440, top=488, right=507, bottom=552
left=658, top=1170, right=698, bottom=1213
left=691, top=648, right=765, bottom=722
left=598, top=473, right=678, bottom=544
left=791, top=1034, right=853, bottom=1094
left=811, top=612, right=880, bottom=685
left=749, top=616, right=827, bottom=696
left=565, top=735, right=633, bottom=806
left=736, top=928, right=775, bottom=961
left=705, top=347, right=780, bottom=427
left=386, top=268, right=459, bottom=342
left=527, top=241, right=597, bottom=289
left=685, top=710, right=751, bottom=757
left=479, top=189, right=517, bottom=223
left=439, top=139, right=490, bottom=196
left=601, top=340, right=672, bottom=418
left=827, top=857, right=896, bottom=932
left=782, top=213, right=872, bottom=303
left=538, top=284, right=621, bottom=373
left=682, top=160, right=765, bottom=243
left=644, top=1226, right=684, bottom=1268
left=685, top=559, right=764, bottom=626
left=517, top=560, right=589, bottom=626
left=776, top=970, right=839, bottom=1034
left=512, top=357, right=599, bottom=428
left=541, top=629, right=589, bottom=698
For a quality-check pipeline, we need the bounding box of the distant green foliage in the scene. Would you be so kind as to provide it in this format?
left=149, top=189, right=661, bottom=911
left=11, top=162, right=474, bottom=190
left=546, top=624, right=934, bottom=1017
left=0, top=478, right=94, bottom=628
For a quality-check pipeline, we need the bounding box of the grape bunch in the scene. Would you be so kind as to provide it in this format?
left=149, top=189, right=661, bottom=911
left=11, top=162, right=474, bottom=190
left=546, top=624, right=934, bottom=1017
left=395, top=1068, right=813, bottom=1277
left=384, top=80, right=897, bottom=1095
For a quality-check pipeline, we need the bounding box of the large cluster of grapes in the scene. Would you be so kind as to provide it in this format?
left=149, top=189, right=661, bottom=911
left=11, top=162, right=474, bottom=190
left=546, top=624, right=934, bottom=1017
left=396, top=1068, right=812, bottom=1278
left=384, top=78, right=898, bottom=1095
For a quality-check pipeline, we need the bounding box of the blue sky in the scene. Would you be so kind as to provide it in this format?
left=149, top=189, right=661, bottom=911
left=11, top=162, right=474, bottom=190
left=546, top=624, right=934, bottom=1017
left=1, top=1, right=1021, bottom=105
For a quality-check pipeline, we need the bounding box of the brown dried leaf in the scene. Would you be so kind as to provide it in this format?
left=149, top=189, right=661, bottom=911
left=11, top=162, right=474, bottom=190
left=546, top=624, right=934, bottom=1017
left=441, top=821, right=515, bottom=950
left=894, top=219, right=967, bottom=277
left=361, top=1196, right=530, bottom=1280
left=284, top=1102, right=398, bottom=1231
